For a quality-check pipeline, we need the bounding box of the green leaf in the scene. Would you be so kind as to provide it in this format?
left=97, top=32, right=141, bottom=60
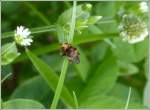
left=26, top=50, right=75, bottom=108
left=112, top=38, right=136, bottom=63
left=94, top=3, right=118, bottom=33
left=133, top=38, right=148, bottom=62
left=144, top=58, right=148, bottom=79
left=91, top=42, right=108, bottom=63
left=143, top=82, right=150, bottom=108
left=10, top=76, right=50, bottom=102
left=108, top=83, right=143, bottom=107
left=112, top=38, right=148, bottom=63
left=2, top=99, right=45, bottom=109
left=41, top=54, right=63, bottom=72
left=79, top=95, right=125, bottom=108
left=87, top=16, right=102, bottom=25
left=1, top=42, right=20, bottom=65
left=79, top=83, right=143, bottom=108
left=74, top=47, right=90, bottom=82
left=88, top=25, right=103, bottom=34
left=79, top=56, right=119, bottom=107
left=94, top=2, right=117, bottom=17
left=57, top=4, right=90, bottom=27
left=57, top=4, right=90, bottom=43
left=117, top=61, right=139, bottom=75
left=57, top=3, right=102, bottom=43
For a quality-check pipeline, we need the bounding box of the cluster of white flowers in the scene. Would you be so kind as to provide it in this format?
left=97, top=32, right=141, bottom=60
left=119, top=14, right=148, bottom=44
left=14, top=26, right=33, bottom=46
left=140, top=2, right=148, bottom=13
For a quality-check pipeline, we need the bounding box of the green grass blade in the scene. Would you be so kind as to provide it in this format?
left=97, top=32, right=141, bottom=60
left=26, top=50, right=75, bottom=108
left=51, top=58, right=69, bottom=109
left=1, top=73, right=12, bottom=84
left=2, top=25, right=56, bottom=39
left=125, top=87, right=132, bottom=110
left=68, top=0, right=76, bottom=43
left=51, top=1, right=77, bottom=109
left=73, top=91, right=78, bottom=109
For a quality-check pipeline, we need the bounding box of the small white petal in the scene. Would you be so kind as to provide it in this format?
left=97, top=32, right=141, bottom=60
left=26, top=38, right=33, bottom=43
left=14, top=25, right=33, bottom=46
left=23, top=38, right=33, bottom=46
left=129, top=36, right=144, bottom=44
left=22, top=31, right=30, bottom=38
left=129, top=29, right=148, bottom=44
left=16, top=26, right=23, bottom=35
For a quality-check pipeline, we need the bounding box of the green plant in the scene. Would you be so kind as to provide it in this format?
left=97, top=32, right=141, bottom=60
left=1, top=1, right=149, bottom=109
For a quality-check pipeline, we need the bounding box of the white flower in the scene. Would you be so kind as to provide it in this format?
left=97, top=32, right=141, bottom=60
left=14, top=26, right=33, bottom=46
left=119, top=14, right=148, bottom=44
left=140, top=2, right=148, bottom=13
left=128, top=29, right=148, bottom=44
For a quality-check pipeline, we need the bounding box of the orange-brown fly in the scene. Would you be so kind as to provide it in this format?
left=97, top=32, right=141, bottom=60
left=60, top=43, right=80, bottom=64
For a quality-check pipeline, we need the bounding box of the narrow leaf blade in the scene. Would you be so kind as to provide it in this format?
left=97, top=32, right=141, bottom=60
left=26, top=50, right=75, bottom=108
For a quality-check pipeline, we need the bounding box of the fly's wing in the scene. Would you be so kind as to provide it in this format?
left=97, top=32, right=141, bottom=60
left=72, top=56, right=80, bottom=64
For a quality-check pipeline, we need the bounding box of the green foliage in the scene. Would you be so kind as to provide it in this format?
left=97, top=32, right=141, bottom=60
left=112, top=37, right=148, bottom=63
left=117, top=61, right=139, bottom=75
left=57, top=3, right=102, bottom=43
left=10, top=76, right=50, bottom=101
left=1, top=73, right=12, bottom=84
left=73, top=91, right=78, bottom=109
left=1, top=42, right=20, bottom=65
left=2, top=99, right=45, bottom=109
left=79, top=56, right=119, bottom=107
left=26, top=50, right=75, bottom=108
left=1, top=1, right=148, bottom=109
left=133, top=38, right=148, bottom=62
left=74, top=47, right=90, bottom=82
left=2, top=25, right=56, bottom=39
left=109, top=83, right=143, bottom=108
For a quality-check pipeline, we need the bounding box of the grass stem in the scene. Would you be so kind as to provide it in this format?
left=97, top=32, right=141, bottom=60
left=68, top=1, right=77, bottom=43
left=51, top=58, right=69, bottom=109
left=1, top=73, right=12, bottom=84
left=2, top=25, right=56, bottom=39
left=51, top=1, right=77, bottom=108
left=73, top=91, right=78, bottom=109
left=125, top=87, right=132, bottom=110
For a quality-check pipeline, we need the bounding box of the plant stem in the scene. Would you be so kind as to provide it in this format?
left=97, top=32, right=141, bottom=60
left=125, top=87, right=132, bottom=110
left=1, top=73, right=12, bottom=84
left=73, top=91, right=78, bottom=109
left=51, top=1, right=77, bottom=108
left=51, top=58, right=69, bottom=109
left=2, top=19, right=116, bottom=39
left=68, top=0, right=76, bottom=43
left=1, top=42, right=15, bottom=55
left=97, top=19, right=116, bottom=24
left=2, top=25, right=56, bottom=39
